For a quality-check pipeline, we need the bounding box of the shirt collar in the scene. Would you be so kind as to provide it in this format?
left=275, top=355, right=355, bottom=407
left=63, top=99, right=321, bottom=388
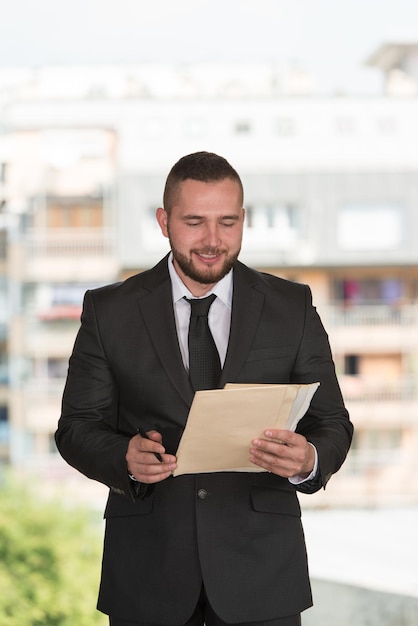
left=168, top=251, right=233, bottom=309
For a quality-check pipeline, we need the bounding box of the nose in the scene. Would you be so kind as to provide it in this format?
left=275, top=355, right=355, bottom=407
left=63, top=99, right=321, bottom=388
left=202, top=223, right=221, bottom=247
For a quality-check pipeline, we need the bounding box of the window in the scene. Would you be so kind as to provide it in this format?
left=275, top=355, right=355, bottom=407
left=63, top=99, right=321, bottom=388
left=37, top=283, right=95, bottom=320
left=276, top=117, right=295, bottom=136
left=338, top=204, right=404, bottom=250
left=183, top=118, right=205, bottom=137
left=0, top=163, right=6, bottom=183
left=41, top=129, right=110, bottom=165
left=347, top=427, right=403, bottom=475
left=0, top=230, right=6, bottom=259
left=235, top=121, right=251, bottom=134
left=50, top=284, right=89, bottom=306
left=334, top=278, right=403, bottom=305
left=46, top=196, right=103, bottom=228
left=48, top=432, right=59, bottom=454
left=245, top=205, right=254, bottom=229
left=144, top=205, right=160, bottom=232
left=141, top=118, right=164, bottom=138
left=344, top=354, right=359, bottom=375
left=0, top=278, right=7, bottom=322
left=365, top=428, right=400, bottom=450
left=0, top=405, right=9, bottom=446
left=335, top=117, right=355, bottom=134
left=243, top=203, right=300, bottom=250
left=246, top=204, right=299, bottom=231
left=377, top=118, right=396, bottom=134
left=0, top=351, right=7, bottom=384
left=47, top=358, right=70, bottom=379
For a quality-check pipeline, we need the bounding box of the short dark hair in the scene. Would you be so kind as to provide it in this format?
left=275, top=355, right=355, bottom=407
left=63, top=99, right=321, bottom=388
left=163, top=151, right=243, bottom=212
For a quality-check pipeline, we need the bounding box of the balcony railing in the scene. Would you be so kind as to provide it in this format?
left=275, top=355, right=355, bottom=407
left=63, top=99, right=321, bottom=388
left=344, top=448, right=404, bottom=475
left=25, top=318, right=80, bottom=355
left=339, top=375, right=417, bottom=402
left=23, top=379, right=66, bottom=401
left=24, top=228, right=116, bottom=258
left=326, top=303, right=418, bottom=327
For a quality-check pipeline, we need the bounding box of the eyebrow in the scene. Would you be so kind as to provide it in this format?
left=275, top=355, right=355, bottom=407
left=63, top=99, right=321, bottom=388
left=181, top=214, right=240, bottom=221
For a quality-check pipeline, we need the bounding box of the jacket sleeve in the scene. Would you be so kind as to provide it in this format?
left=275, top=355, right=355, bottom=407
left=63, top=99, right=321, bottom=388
left=291, top=285, right=353, bottom=494
left=55, top=289, right=135, bottom=499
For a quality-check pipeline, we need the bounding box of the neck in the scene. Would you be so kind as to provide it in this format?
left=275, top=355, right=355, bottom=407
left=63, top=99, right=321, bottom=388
left=172, top=260, right=216, bottom=297
left=184, top=281, right=215, bottom=298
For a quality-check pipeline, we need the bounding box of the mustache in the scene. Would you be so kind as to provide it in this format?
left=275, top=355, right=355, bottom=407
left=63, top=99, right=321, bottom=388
left=192, top=247, right=224, bottom=255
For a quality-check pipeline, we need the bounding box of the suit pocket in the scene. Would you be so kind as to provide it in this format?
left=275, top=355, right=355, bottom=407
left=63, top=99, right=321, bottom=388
left=104, top=490, right=154, bottom=518
left=246, top=346, right=293, bottom=363
left=250, top=485, right=301, bottom=517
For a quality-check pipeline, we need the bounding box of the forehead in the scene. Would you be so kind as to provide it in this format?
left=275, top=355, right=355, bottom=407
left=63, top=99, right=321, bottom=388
left=173, top=178, right=243, bottom=211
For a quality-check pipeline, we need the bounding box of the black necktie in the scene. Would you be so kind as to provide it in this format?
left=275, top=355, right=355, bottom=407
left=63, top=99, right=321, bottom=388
left=185, top=294, right=221, bottom=391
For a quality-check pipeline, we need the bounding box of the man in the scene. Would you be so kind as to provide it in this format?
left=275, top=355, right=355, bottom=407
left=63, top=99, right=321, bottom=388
left=56, top=151, right=353, bottom=626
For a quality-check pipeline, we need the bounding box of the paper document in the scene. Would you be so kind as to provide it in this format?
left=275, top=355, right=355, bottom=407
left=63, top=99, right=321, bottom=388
left=173, top=382, right=320, bottom=476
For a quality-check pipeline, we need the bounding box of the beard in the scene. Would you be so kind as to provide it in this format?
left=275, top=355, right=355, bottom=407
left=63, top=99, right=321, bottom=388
left=170, top=244, right=240, bottom=285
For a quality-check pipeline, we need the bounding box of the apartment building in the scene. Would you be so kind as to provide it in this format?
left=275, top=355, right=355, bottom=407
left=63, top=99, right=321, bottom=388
left=0, top=44, right=417, bottom=506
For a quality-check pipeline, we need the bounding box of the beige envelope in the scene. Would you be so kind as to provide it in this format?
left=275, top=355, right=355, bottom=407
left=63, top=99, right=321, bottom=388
left=173, top=382, right=320, bottom=476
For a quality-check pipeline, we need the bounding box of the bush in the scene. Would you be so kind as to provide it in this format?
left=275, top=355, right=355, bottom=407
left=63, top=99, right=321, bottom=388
left=0, top=478, right=107, bottom=626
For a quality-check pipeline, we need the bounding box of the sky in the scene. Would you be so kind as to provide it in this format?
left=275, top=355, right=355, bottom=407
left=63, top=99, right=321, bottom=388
left=0, top=0, right=418, bottom=94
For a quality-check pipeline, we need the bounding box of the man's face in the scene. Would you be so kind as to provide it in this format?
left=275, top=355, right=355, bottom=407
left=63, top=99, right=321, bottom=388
left=156, top=178, right=245, bottom=296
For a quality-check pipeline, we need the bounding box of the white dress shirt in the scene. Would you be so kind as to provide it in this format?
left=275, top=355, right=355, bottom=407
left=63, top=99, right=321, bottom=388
left=168, top=252, right=232, bottom=371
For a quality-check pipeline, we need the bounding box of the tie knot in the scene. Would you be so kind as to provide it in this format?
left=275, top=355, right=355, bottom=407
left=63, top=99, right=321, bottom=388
left=186, top=294, right=217, bottom=317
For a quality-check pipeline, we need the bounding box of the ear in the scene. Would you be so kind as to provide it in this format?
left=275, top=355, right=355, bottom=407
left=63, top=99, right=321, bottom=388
left=156, top=207, right=169, bottom=238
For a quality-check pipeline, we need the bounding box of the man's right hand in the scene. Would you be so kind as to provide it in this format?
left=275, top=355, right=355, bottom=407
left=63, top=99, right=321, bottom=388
left=126, top=430, right=177, bottom=483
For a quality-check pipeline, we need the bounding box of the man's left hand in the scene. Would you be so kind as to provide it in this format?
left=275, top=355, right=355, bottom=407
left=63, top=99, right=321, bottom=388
left=250, top=429, right=315, bottom=479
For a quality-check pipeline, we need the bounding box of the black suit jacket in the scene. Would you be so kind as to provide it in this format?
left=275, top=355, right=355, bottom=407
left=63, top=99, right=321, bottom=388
left=56, top=255, right=353, bottom=623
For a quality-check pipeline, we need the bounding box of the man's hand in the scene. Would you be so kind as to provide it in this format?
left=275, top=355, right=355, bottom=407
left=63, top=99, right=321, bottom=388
left=249, top=429, right=315, bottom=479
left=126, top=430, right=177, bottom=484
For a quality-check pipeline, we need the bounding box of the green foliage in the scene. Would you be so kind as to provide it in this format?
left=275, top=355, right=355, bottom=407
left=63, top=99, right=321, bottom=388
left=0, top=478, right=107, bottom=626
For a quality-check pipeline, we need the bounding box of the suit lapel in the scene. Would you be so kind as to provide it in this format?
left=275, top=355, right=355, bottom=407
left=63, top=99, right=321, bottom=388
left=136, top=257, right=194, bottom=407
left=220, top=262, right=265, bottom=386
left=135, top=257, right=265, bottom=400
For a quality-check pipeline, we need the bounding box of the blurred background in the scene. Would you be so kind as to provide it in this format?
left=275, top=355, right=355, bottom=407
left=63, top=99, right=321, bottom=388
left=0, top=1, right=418, bottom=624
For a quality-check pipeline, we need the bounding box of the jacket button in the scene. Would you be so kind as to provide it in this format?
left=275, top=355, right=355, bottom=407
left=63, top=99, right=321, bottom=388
left=197, top=488, right=208, bottom=500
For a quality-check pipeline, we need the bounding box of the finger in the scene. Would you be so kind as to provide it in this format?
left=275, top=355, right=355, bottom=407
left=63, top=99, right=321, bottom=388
left=249, top=448, right=298, bottom=477
left=263, top=429, right=294, bottom=445
left=250, top=436, right=301, bottom=472
left=131, top=458, right=177, bottom=483
left=251, top=437, right=290, bottom=457
left=134, top=433, right=165, bottom=456
left=249, top=452, right=289, bottom=475
left=249, top=445, right=287, bottom=466
left=131, top=452, right=176, bottom=472
left=133, top=468, right=174, bottom=484
left=146, top=430, right=163, bottom=444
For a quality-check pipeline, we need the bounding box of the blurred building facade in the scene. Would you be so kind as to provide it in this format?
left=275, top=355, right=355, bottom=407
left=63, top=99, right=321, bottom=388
left=0, top=44, right=417, bottom=507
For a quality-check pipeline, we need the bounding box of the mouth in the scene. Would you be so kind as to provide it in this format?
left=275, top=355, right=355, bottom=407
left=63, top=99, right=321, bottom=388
left=193, top=251, right=223, bottom=265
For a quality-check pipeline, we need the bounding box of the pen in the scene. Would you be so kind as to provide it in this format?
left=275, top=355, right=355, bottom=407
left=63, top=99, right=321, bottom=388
left=137, top=427, right=163, bottom=462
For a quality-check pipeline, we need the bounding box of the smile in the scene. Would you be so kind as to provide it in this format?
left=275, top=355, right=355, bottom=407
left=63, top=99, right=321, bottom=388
left=194, top=252, right=222, bottom=263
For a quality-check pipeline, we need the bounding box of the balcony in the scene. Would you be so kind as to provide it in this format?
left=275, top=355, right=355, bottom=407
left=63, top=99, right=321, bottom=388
left=23, top=379, right=65, bottom=431
left=324, top=303, right=418, bottom=353
left=24, top=318, right=80, bottom=357
left=338, top=375, right=418, bottom=429
left=340, top=375, right=417, bottom=403
left=19, top=228, right=119, bottom=281
left=326, top=303, right=418, bottom=327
